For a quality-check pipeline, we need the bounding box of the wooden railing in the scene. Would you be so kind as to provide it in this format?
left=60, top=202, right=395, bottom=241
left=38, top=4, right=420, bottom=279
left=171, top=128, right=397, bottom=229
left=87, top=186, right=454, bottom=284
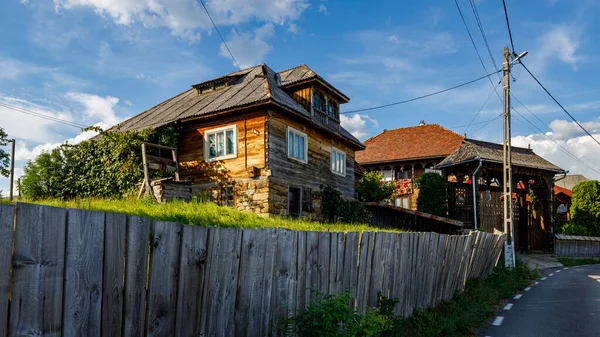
left=312, top=108, right=340, bottom=132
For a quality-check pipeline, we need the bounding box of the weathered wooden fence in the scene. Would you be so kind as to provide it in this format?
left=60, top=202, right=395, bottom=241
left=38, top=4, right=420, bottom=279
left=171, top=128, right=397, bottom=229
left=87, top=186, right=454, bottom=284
left=364, top=202, right=464, bottom=235
left=0, top=203, right=505, bottom=336
left=555, top=234, right=600, bottom=257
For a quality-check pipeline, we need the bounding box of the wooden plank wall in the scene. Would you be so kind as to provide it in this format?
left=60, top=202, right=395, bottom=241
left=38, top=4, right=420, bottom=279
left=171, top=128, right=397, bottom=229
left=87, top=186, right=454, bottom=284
left=555, top=236, right=600, bottom=257
left=0, top=203, right=506, bottom=337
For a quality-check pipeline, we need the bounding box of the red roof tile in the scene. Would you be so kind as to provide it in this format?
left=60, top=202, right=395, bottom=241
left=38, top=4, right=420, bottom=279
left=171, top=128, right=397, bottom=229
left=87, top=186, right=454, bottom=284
left=355, top=124, right=464, bottom=164
left=554, top=185, right=572, bottom=198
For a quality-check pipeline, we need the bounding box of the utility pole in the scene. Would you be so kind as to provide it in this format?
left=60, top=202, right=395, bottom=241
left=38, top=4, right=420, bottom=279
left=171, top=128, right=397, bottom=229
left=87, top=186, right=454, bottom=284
left=503, top=47, right=515, bottom=268
left=9, top=139, right=15, bottom=201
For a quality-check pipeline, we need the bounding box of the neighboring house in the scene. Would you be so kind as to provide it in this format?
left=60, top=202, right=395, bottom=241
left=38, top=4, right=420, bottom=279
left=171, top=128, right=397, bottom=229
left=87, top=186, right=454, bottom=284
left=355, top=123, right=464, bottom=209
left=436, top=138, right=564, bottom=251
left=554, top=174, right=589, bottom=191
left=554, top=185, right=572, bottom=223
left=110, top=64, right=364, bottom=218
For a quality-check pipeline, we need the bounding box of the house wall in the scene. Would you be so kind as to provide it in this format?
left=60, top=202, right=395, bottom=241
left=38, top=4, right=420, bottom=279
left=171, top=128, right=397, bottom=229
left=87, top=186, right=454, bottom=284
left=267, top=110, right=356, bottom=198
left=178, top=112, right=268, bottom=183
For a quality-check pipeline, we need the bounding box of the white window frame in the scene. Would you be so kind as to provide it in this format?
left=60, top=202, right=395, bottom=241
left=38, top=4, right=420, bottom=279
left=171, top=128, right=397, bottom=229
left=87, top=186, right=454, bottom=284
left=287, top=126, right=308, bottom=164
left=330, top=146, right=346, bottom=177
left=204, top=125, right=238, bottom=162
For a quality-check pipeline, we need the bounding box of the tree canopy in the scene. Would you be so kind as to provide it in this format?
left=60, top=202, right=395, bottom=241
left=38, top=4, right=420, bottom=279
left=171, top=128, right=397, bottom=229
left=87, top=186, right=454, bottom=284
left=417, top=172, right=448, bottom=216
left=568, top=180, right=600, bottom=236
left=0, top=127, right=10, bottom=178
left=356, top=171, right=395, bottom=203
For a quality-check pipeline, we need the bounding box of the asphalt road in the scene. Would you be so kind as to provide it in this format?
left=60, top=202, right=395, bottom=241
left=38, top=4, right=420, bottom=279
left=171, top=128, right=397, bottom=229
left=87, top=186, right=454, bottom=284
left=480, top=264, right=600, bottom=337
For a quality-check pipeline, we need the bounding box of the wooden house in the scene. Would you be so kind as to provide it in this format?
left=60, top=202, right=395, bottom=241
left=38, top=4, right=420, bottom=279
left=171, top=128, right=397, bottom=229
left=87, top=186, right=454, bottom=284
left=111, top=64, right=364, bottom=218
left=355, top=123, right=464, bottom=210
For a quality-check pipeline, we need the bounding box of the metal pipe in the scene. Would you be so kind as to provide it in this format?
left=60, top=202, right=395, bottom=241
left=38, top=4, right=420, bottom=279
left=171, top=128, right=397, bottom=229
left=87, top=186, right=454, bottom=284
left=472, top=159, right=483, bottom=230
left=9, top=139, right=15, bottom=201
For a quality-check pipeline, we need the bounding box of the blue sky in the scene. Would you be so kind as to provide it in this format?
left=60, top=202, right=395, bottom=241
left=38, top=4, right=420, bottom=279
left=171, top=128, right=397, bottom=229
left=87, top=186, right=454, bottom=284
left=1, top=0, right=600, bottom=195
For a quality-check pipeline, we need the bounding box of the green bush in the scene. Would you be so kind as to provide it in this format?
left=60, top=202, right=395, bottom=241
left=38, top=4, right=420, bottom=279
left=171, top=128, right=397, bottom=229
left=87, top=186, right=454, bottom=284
left=283, top=291, right=396, bottom=337
left=416, top=173, right=448, bottom=216
left=356, top=171, right=396, bottom=203
left=20, top=127, right=177, bottom=200
left=0, top=127, right=10, bottom=178
left=560, top=222, right=589, bottom=236
left=322, top=186, right=371, bottom=224
left=570, top=180, right=600, bottom=236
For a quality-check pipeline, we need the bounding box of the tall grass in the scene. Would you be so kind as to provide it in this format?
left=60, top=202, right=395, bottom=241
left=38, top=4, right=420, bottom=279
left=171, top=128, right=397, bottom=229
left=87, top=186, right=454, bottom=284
left=30, top=198, right=401, bottom=233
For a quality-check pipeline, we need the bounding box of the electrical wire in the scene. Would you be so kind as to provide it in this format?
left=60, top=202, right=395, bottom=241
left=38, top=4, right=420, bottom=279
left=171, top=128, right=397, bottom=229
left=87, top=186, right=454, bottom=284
left=197, top=0, right=241, bottom=70
left=448, top=116, right=503, bottom=130
left=468, top=0, right=499, bottom=72
left=519, top=61, right=600, bottom=148
left=501, top=0, right=516, bottom=53
left=469, top=113, right=503, bottom=136
left=340, top=69, right=502, bottom=115
left=0, top=101, right=86, bottom=129
left=464, top=80, right=501, bottom=135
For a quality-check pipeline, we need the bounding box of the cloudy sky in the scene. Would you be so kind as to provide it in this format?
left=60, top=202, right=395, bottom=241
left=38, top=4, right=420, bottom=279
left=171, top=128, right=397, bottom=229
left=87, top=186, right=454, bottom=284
left=1, top=0, right=600, bottom=195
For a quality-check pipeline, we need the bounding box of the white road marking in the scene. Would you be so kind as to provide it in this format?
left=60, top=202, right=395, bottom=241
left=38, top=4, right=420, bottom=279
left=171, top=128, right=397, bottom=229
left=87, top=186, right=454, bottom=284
left=541, top=277, right=547, bottom=280
left=549, top=273, right=555, bottom=277
left=556, top=270, right=561, bottom=273
left=504, top=303, right=513, bottom=310
left=535, top=281, right=539, bottom=285
left=524, top=287, right=531, bottom=291
left=514, top=294, right=522, bottom=299
left=564, top=267, right=569, bottom=270
left=493, top=316, right=505, bottom=326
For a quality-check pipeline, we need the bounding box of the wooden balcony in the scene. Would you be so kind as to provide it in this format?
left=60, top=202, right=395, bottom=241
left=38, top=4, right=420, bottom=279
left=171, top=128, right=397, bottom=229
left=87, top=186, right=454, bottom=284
left=312, top=108, right=340, bottom=132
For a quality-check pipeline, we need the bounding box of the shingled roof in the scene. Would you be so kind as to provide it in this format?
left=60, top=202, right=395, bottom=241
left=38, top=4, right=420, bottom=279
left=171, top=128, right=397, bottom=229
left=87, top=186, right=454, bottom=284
left=355, top=124, right=464, bottom=165
left=436, top=139, right=564, bottom=173
left=108, top=64, right=362, bottom=148
left=278, top=64, right=350, bottom=102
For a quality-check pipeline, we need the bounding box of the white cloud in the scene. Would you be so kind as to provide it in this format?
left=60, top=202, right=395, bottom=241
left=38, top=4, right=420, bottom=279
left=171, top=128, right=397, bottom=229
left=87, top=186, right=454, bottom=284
left=220, top=23, right=275, bottom=68
left=55, top=0, right=309, bottom=41
left=512, top=118, right=600, bottom=180
left=0, top=58, right=52, bottom=80
left=534, top=24, right=582, bottom=71
left=288, top=23, right=298, bottom=34
left=340, top=113, right=379, bottom=140
left=317, top=4, right=327, bottom=13
left=65, top=92, right=121, bottom=128
left=15, top=128, right=102, bottom=161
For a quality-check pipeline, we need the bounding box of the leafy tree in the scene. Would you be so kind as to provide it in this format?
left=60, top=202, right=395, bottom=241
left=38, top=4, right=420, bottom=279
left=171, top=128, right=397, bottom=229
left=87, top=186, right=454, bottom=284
left=569, top=180, right=600, bottom=236
left=321, top=185, right=370, bottom=224
left=0, top=127, right=11, bottom=177
left=20, top=127, right=177, bottom=200
left=417, top=172, right=448, bottom=216
left=356, top=171, right=395, bottom=203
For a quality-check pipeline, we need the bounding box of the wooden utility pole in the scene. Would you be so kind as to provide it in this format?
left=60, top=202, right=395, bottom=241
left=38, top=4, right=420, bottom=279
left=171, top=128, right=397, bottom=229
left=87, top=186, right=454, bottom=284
left=9, top=139, right=15, bottom=201
left=502, top=47, right=515, bottom=268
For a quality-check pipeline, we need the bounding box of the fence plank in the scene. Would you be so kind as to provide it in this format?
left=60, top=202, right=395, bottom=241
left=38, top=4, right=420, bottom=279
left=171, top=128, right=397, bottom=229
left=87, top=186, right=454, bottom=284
left=123, top=216, right=151, bottom=337
left=356, top=232, right=374, bottom=314
left=317, top=232, right=331, bottom=293
left=305, top=231, right=319, bottom=306
left=0, top=204, right=13, bottom=337
left=146, top=221, right=182, bottom=337
left=271, top=229, right=298, bottom=335
left=235, top=228, right=275, bottom=337
left=295, top=231, right=307, bottom=313
left=63, top=209, right=105, bottom=337
left=342, top=232, right=359, bottom=307
left=10, top=203, right=67, bottom=337
left=202, top=227, right=242, bottom=336
left=102, top=212, right=126, bottom=337
left=175, top=225, right=208, bottom=337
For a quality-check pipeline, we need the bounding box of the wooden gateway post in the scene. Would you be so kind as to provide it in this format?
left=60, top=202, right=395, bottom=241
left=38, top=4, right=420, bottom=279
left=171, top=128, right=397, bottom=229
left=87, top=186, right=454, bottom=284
left=138, top=142, right=180, bottom=200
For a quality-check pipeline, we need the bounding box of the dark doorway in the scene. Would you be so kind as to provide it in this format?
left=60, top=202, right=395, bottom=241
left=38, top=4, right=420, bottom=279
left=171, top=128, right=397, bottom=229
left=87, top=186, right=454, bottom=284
left=288, top=187, right=302, bottom=218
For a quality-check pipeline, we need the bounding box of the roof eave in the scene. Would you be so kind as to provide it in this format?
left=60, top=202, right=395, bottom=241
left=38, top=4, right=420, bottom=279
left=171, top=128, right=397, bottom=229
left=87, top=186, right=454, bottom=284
left=358, top=155, right=450, bottom=166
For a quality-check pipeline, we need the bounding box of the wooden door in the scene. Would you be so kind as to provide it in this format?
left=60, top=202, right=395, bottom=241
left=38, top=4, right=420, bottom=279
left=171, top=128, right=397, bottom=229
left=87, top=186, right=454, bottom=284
left=288, top=187, right=301, bottom=218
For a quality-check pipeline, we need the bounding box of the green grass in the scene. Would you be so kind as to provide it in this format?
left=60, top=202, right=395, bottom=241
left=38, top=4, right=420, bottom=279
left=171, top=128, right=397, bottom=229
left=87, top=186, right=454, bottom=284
left=27, top=197, right=401, bottom=233
left=557, top=257, right=600, bottom=267
left=393, top=257, right=541, bottom=337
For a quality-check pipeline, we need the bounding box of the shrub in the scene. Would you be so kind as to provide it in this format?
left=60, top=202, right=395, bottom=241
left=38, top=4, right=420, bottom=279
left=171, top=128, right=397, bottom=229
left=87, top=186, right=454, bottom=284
left=283, top=291, right=397, bottom=337
left=356, top=171, right=396, bottom=203
left=416, top=172, right=448, bottom=216
left=570, top=180, right=600, bottom=236
left=20, top=127, right=176, bottom=200
left=0, top=127, right=10, bottom=178
left=560, top=222, right=589, bottom=236
left=322, top=186, right=370, bottom=224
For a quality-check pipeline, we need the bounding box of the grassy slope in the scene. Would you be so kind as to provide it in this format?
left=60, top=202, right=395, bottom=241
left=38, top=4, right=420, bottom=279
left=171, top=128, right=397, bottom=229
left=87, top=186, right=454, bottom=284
left=557, top=257, right=600, bottom=267
left=29, top=198, right=401, bottom=233
left=394, top=257, right=541, bottom=337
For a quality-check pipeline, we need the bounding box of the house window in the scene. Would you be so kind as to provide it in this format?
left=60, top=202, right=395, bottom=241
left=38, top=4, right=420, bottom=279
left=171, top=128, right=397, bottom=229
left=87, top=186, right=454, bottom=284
left=326, top=100, right=339, bottom=119
left=204, top=125, right=237, bottom=161
left=395, top=197, right=409, bottom=209
left=287, top=126, right=308, bottom=163
left=330, top=147, right=346, bottom=176
left=312, top=90, right=326, bottom=113
left=219, top=184, right=235, bottom=207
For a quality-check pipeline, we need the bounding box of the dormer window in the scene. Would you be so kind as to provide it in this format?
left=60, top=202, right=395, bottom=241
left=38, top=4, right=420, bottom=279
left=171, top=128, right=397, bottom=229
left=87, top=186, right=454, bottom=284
left=194, top=77, right=232, bottom=95
left=312, top=88, right=339, bottom=120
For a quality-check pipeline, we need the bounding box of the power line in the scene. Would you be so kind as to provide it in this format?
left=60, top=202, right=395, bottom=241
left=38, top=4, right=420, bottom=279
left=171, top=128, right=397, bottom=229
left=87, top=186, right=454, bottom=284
left=469, top=113, right=503, bottom=136
left=340, top=69, right=502, bottom=115
left=468, top=0, right=499, bottom=72
left=511, top=106, right=600, bottom=176
left=197, top=0, right=241, bottom=70
left=454, top=0, right=502, bottom=103
left=501, top=0, right=516, bottom=53
left=519, top=61, right=600, bottom=148
left=0, top=101, right=87, bottom=129
left=449, top=116, right=502, bottom=130
left=464, top=80, right=501, bottom=134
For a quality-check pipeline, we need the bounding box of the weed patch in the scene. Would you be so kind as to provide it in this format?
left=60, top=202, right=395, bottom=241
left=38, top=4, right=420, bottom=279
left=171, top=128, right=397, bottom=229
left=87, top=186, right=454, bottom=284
left=557, top=257, right=600, bottom=267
